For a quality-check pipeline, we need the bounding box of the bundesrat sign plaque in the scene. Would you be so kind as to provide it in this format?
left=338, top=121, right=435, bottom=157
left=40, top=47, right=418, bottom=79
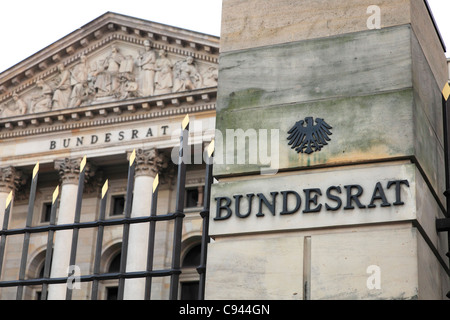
left=210, top=164, right=416, bottom=236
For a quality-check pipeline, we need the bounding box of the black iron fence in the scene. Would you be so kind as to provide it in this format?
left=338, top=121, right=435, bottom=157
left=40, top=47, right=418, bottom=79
left=0, top=115, right=214, bottom=300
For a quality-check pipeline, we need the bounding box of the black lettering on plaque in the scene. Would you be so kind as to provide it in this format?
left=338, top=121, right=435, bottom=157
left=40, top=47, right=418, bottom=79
left=326, top=186, right=342, bottom=211
left=303, top=188, right=322, bottom=213
left=234, top=194, right=255, bottom=219
left=280, top=191, right=302, bottom=215
left=105, top=133, right=112, bottom=143
left=50, top=141, right=57, bottom=150
left=256, top=192, right=278, bottom=217
left=132, top=130, right=139, bottom=140
left=118, top=131, right=125, bottom=141
left=214, top=197, right=232, bottom=221
left=387, top=180, right=410, bottom=206
left=368, top=182, right=391, bottom=208
left=344, top=185, right=366, bottom=210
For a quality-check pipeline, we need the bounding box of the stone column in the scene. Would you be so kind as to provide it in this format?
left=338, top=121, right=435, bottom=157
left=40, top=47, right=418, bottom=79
left=0, top=167, right=23, bottom=227
left=124, top=148, right=167, bottom=300
left=48, top=158, right=89, bottom=300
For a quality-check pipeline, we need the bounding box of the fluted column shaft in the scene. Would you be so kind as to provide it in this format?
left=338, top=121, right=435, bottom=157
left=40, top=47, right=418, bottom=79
left=48, top=158, right=84, bottom=300
left=124, top=148, right=166, bottom=300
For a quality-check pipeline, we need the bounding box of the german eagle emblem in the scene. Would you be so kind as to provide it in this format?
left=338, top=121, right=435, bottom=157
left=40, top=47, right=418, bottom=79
left=287, top=117, right=333, bottom=154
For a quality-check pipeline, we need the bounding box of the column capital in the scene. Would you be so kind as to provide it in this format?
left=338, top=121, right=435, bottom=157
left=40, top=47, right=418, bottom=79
left=0, top=166, right=24, bottom=193
left=129, top=148, right=168, bottom=178
left=54, top=157, right=96, bottom=185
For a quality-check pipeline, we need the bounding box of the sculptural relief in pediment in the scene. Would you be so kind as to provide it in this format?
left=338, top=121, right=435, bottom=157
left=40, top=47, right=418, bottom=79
left=0, top=40, right=218, bottom=119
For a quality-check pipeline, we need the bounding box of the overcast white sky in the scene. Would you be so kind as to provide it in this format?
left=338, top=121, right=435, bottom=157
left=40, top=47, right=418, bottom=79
left=0, top=0, right=449, bottom=74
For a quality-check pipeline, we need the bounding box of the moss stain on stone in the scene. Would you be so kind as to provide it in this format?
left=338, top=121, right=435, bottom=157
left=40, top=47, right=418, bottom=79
left=225, top=88, right=267, bottom=112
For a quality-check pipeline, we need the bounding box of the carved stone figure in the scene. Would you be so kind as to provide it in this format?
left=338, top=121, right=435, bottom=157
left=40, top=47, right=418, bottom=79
left=173, top=56, right=202, bottom=93
left=0, top=93, right=27, bottom=118
left=52, top=64, right=71, bottom=110
left=91, top=59, right=111, bottom=98
left=31, top=80, right=53, bottom=113
left=69, top=55, right=91, bottom=108
left=154, top=50, right=173, bottom=95
left=104, top=45, right=124, bottom=96
left=0, top=40, right=217, bottom=117
left=137, top=40, right=157, bottom=97
left=118, top=55, right=138, bottom=99
left=13, top=93, right=28, bottom=115
left=203, top=66, right=219, bottom=87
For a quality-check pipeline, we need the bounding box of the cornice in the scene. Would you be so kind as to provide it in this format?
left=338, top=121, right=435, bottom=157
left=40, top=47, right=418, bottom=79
left=0, top=87, right=216, bottom=139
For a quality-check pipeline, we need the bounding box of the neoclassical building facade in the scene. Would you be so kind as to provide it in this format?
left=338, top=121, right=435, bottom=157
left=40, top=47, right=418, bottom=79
left=0, top=12, right=218, bottom=300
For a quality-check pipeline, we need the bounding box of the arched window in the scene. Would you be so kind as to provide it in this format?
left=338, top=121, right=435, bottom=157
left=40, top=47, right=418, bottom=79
left=108, top=252, right=121, bottom=273
left=182, top=244, right=201, bottom=268
left=26, top=250, right=50, bottom=300
left=105, top=252, right=121, bottom=300
left=180, top=243, right=202, bottom=300
left=99, top=242, right=122, bottom=300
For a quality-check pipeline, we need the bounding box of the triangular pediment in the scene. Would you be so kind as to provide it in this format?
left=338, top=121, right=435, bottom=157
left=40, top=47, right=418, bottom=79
left=0, top=12, right=219, bottom=130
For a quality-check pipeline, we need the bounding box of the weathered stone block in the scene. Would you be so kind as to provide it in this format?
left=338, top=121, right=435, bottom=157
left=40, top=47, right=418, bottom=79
left=214, top=89, right=414, bottom=177
left=218, top=25, right=413, bottom=114
left=205, top=235, right=304, bottom=300
left=220, top=0, right=411, bottom=53
left=310, top=227, right=419, bottom=300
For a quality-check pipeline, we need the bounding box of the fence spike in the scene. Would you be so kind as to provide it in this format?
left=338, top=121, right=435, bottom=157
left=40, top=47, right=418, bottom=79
left=80, top=156, right=87, bottom=172
left=52, top=186, right=59, bottom=205
left=208, top=139, right=215, bottom=158
left=102, top=180, right=109, bottom=199
left=443, top=82, right=450, bottom=101
left=5, top=191, right=13, bottom=209
left=33, top=162, right=39, bottom=179
left=182, top=114, right=190, bottom=130
left=153, top=174, right=159, bottom=193
left=129, top=149, right=136, bottom=167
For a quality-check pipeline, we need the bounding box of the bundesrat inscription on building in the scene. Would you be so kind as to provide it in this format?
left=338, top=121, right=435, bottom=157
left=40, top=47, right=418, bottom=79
left=210, top=164, right=416, bottom=236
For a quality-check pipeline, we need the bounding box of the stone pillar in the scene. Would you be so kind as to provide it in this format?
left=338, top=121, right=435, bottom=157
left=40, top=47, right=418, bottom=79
left=124, top=148, right=167, bottom=300
left=207, top=0, right=450, bottom=300
left=0, top=167, right=22, bottom=227
left=48, top=158, right=89, bottom=300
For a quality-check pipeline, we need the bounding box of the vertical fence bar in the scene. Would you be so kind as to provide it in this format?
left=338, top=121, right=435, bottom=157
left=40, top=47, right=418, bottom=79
left=441, top=83, right=450, bottom=299
left=16, top=163, right=39, bottom=300
left=117, top=150, right=136, bottom=300
left=442, top=88, right=450, bottom=300
left=66, top=156, right=87, bottom=300
left=197, top=140, right=214, bottom=300
left=144, top=175, right=159, bottom=300
left=91, top=180, right=108, bottom=300
left=0, top=191, right=13, bottom=279
left=169, top=115, right=189, bottom=300
left=41, top=186, right=59, bottom=300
